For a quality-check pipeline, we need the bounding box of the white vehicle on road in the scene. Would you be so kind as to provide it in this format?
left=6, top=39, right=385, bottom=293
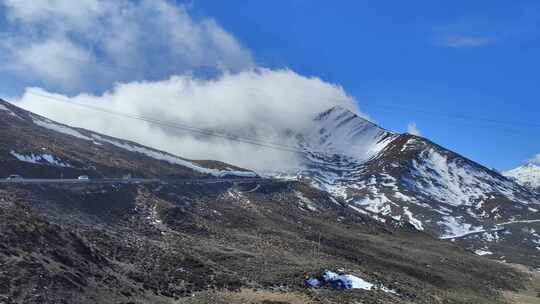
left=77, top=175, right=90, bottom=181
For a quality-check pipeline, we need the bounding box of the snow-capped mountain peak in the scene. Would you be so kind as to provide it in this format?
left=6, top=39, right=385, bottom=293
left=504, top=163, right=540, bottom=191
left=300, top=106, right=397, bottom=161
left=286, top=106, right=540, bottom=262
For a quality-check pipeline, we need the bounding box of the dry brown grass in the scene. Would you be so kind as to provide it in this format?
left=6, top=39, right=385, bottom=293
left=178, top=289, right=316, bottom=304
left=503, top=264, right=540, bottom=304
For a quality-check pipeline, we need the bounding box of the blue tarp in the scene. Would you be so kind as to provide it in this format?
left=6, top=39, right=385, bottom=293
left=306, top=270, right=373, bottom=290
left=305, top=277, right=321, bottom=287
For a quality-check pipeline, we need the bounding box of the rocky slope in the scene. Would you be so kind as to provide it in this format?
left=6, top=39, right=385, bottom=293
left=0, top=179, right=528, bottom=304
left=0, top=100, right=534, bottom=303
left=0, top=99, right=256, bottom=180
left=287, top=106, right=540, bottom=267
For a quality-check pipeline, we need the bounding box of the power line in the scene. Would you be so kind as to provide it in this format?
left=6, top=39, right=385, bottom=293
left=363, top=106, right=533, bottom=137
left=20, top=90, right=534, bottom=154
left=361, top=102, right=540, bottom=129
left=23, top=91, right=310, bottom=154
left=38, top=53, right=540, bottom=131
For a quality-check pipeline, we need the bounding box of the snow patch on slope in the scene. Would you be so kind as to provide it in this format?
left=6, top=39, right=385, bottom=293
left=403, top=207, right=424, bottom=231
left=30, top=115, right=256, bottom=178
left=33, top=117, right=93, bottom=141
left=439, top=216, right=485, bottom=239
left=0, top=103, right=22, bottom=119
left=474, top=249, right=493, bottom=256
left=295, top=191, right=319, bottom=211
left=92, top=135, right=257, bottom=178
left=10, top=151, right=71, bottom=167
left=408, top=148, right=531, bottom=206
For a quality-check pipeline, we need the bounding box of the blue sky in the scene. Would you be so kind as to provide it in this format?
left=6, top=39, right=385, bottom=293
left=188, top=0, right=540, bottom=170
left=1, top=0, right=539, bottom=170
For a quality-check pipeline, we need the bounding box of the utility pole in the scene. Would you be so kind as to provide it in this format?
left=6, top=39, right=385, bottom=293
left=318, top=231, right=321, bottom=259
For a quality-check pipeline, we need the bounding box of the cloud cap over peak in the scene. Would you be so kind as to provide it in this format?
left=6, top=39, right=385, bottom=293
left=15, top=68, right=364, bottom=172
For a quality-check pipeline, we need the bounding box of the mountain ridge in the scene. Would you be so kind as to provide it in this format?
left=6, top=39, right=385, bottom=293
left=0, top=99, right=257, bottom=179
left=284, top=106, right=540, bottom=267
left=0, top=98, right=537, bottom=303
left=2, top=99, right=540, bottom=266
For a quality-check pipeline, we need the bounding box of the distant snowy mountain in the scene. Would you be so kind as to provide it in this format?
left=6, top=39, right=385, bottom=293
left=283, top=106, right=540, bottom=265
left=504, top=163, right=540, bottom=192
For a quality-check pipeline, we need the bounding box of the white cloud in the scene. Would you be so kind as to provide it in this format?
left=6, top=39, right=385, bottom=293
left=2, top=0, right=104, bottom=28
left=15, top=69, right=362, bottom=172
left=0, top=0, right=253, bottom=91
left=528, top=154, right=540, bottom=165
left=2, top=1, right=370, bottom=172
left=407, top=122, right=421, bottom=136
left=3, top=39, right=95, bottom=90
left=437, top=35, right=496, bottom=48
